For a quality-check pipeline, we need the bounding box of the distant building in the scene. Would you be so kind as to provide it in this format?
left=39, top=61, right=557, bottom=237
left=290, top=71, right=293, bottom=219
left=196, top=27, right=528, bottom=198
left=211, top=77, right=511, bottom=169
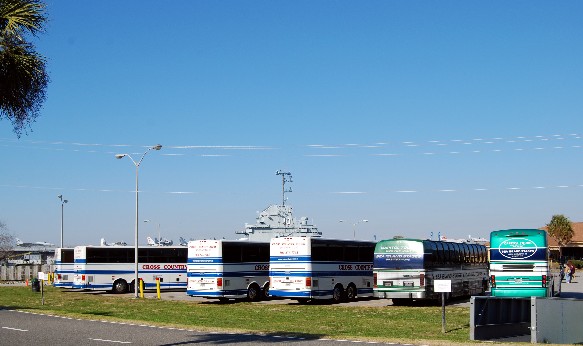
left=3, top=247, right=55, bottom=265
left=543, top=222, right=583, bottom=260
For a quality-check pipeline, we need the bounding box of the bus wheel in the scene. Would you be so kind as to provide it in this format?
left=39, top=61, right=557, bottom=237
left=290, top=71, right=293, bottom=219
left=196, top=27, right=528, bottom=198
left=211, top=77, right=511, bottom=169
left=112, top=280, right=128, bottom=294
left=332, top=284, right=344, bottom=303
left=247, top=284, right=261, bottom=302
left=261, top=283, right=270, bottom=300
left=346, top=284, right=357, bottom=301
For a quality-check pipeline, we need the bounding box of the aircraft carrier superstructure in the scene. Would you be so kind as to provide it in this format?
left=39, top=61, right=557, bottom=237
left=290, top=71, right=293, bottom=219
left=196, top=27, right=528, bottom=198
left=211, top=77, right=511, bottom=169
left=235, top=170, right=322, bottom=241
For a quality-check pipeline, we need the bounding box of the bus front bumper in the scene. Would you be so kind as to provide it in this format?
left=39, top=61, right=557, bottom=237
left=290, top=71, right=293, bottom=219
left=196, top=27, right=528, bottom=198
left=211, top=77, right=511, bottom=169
left=374, top=290, right=426, bottom=299
left=491, top=288, right=548, bottom=297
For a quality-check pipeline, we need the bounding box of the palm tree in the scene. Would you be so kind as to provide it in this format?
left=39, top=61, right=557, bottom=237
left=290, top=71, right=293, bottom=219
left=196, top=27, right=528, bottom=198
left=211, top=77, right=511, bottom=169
left=0, top=0, right=49, bottom=137
left=546, top=214, right=574, bottom=260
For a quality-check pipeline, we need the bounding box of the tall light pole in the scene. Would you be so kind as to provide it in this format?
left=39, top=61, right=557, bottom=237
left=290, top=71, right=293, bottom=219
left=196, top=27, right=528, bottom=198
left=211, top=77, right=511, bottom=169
left=57, top=195, right=68, bottom=248
left=116, top=144, right=162, bottom=298
left=339, top=219, right=369, bottom=239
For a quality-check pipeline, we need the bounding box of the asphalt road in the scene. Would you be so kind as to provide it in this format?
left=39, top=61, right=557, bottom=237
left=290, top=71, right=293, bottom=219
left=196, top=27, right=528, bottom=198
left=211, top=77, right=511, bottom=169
left=3, top=278, right=581, bottom=345
left=0, top=308, right=426, bottom=346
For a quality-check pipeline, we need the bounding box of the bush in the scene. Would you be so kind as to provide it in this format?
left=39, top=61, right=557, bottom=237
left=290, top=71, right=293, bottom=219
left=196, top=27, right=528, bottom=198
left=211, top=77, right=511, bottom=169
left=572, top=260, right=583, bottom=269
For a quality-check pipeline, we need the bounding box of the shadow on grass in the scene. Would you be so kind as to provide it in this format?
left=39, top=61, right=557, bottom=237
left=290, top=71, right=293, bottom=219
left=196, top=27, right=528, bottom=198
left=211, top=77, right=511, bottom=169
left=0, top=306, right=42, bottom=311
left=391, top=296, right=471, bottom=307
left=82, top=310, right=114, bottom=316
left=0, top=305, right=113, bottom=318
left=445, top=324, right=470, bottom=333
left=159, top=331, right=325, bottom=345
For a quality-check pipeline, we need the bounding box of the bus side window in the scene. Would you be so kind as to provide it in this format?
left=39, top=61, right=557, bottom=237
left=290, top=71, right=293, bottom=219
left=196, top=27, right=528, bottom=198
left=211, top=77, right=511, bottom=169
left=329, top=244, right=343, bottom=261
left=242, top=243, right=260, bottom=262
left=344, top=245, right=358, bottom=262
left=423, top=241, right=435, bottom=268
left=470, top=245, right=477, bottom=263
left=461, top=244, right=470, bottom=263
left=443, top=242, right=455, bottom=264
left=311, top=243, right=326, bottom=261
left=430, top=242, right=438, bottom=268
left=358, top=245, right=374, bottom=262
left=449, top=243, right=456, bottom=264
left=451, top=243, right=461, bottom=264
left=439, top=242, right=448, bottom=264
left=435, top=242, right=444, bottom=265
left=476, top=245, right=482, bottom=263
left=223, top=243, right=241, bottom=263
left=259, top=244, right=270, bottom=262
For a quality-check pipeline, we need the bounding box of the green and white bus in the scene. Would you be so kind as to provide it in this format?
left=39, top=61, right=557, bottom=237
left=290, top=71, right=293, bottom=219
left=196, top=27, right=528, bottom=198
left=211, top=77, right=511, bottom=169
left=373, top=238, right=488, bottom=304
left=489, top=229, right=558, bottom=297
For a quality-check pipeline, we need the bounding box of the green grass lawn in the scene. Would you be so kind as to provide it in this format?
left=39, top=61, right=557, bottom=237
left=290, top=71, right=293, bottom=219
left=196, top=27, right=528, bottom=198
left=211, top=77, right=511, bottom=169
left=0, top=286, right=477, bottom=345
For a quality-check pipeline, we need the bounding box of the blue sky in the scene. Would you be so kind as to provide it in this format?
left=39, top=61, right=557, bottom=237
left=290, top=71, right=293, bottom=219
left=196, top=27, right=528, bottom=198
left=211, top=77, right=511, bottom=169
left=2, top=1, right=583, bottom=246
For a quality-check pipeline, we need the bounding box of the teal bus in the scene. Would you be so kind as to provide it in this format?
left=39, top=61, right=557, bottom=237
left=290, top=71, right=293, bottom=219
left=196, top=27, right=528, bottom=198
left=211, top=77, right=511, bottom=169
left=373, top=238, right=488, bottom=304
left=489, top=229, right=558, bottom=297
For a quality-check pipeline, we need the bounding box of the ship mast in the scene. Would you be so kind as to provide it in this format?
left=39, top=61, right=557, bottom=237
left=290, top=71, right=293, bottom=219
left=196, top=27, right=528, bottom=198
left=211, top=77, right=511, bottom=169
left=276, top=170, right=292, bottom=206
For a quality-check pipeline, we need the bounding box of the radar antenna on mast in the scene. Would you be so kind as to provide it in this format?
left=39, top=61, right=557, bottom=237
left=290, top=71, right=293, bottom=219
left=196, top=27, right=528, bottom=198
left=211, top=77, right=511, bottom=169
left=276, top=170, right=293, bottom=206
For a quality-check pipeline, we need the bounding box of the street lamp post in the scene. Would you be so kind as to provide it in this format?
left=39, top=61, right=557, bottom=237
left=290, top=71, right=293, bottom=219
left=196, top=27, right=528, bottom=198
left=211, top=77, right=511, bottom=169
left=339, top=219, right=369, bottom=239
left=58, top=195, right=68, bottom=248
left=116, top=144, right=162, bottom=298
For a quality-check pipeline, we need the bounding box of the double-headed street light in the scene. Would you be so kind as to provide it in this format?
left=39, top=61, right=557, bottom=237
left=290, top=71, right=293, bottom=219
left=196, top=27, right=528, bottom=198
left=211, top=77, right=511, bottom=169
left=58, top=195, right=68, bottom=248
left=339, top=219, right=369, bottom=239
left=115, top=144, right=162, bottom=298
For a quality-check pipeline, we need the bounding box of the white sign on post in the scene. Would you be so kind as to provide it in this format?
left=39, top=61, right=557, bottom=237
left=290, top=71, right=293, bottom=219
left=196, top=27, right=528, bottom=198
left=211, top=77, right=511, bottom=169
left=37, top=272, right=47, bottom=280
left=434, top=279, right=451, bottom=293
left=434, top=279, right=451, bottom=333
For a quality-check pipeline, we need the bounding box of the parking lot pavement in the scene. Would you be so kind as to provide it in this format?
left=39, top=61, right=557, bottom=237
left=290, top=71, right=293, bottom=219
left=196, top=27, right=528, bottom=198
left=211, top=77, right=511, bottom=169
left=133, top=291, right=472, bottom=307
left=559, top=274, right=583, bottom=299
left=8, top=278, right=579, bottom=306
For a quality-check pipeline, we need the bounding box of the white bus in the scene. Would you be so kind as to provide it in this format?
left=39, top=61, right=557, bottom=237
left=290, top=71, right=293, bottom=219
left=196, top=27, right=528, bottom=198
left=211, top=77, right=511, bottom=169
left=73, top=246, right=188, bottom=293
left=269, top=237, right=375, bottom=303
left=187, top=240, right=270, bottom=302
left=54, top=248, right=74, bottom=288
left=373, top=238, right=488, bottom=304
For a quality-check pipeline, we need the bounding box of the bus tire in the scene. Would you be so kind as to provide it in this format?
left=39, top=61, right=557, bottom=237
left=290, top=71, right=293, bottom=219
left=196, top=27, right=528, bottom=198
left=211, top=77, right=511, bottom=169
left=247, top=283, right=261, bottom=302
left=346, top=284, right=357, bottom=301
left=112, top=279, right=128, bottom=294
left=261, top=283, right=270, bottom=300
left=332, top=284, right=344, bottom=303
left=129, top=280, right=136, bottom=293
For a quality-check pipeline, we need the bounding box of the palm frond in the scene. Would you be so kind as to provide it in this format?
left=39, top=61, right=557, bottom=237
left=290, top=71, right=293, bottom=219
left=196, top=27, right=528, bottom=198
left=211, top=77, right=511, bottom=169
left=0, top=0, right=46, bottom=39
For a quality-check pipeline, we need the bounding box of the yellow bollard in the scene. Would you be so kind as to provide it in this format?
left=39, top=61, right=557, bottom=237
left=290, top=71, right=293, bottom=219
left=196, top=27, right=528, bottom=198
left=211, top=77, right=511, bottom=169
left=139, top=279, right=144, bottom=298
left=156, top=278, right=161, bottom=299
